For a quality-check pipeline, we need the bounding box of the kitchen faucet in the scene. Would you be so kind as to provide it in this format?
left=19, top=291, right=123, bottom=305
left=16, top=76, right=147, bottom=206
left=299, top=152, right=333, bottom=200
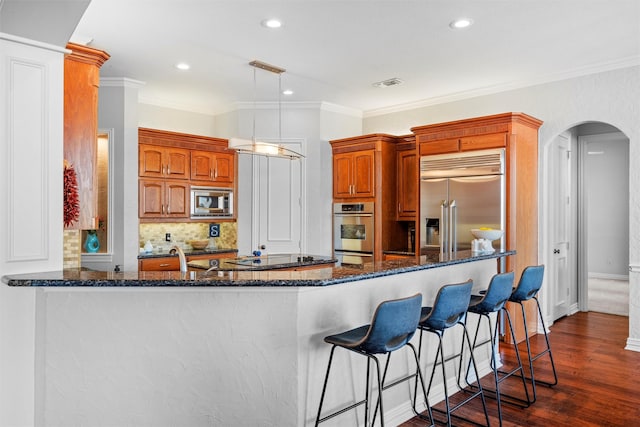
left=171, top=245, right=188, bottom=273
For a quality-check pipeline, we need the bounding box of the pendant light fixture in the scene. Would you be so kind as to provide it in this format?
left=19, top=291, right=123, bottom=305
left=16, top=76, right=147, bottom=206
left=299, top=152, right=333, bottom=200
left=228, top=60, right=304, bottom=160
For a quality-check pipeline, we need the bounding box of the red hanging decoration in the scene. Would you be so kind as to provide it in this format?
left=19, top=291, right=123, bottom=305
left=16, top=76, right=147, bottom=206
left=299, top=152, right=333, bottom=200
left=63, top=161, right=80, bottom=227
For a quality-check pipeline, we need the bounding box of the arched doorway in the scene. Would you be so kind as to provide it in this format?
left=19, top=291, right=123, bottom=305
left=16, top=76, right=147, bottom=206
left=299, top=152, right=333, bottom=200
left=543, top=121, right=630, bottom=324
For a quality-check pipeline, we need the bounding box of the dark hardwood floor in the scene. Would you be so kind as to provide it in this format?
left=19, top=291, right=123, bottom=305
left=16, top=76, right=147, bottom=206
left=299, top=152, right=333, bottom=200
left=400, top=311, right=640, bottom=427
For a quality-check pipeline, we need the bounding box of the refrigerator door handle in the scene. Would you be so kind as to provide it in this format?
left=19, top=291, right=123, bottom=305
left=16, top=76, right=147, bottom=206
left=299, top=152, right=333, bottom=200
left=440, top=200, right=448, bottom=255
left=449, top=199, right=457, bottom=253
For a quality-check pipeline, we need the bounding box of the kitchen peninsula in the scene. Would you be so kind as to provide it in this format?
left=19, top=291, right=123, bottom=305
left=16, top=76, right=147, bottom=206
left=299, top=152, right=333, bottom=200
left=3, top=251, right=512, bottom=426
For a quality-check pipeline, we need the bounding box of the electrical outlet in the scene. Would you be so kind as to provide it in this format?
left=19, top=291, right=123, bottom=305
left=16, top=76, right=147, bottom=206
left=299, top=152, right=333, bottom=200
left=165, top=233, right=171, bottom=242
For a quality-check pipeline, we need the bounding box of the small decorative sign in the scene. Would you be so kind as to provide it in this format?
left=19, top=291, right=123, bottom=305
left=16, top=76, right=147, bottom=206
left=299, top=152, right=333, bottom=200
left=209, top=223, right=220, bottom=238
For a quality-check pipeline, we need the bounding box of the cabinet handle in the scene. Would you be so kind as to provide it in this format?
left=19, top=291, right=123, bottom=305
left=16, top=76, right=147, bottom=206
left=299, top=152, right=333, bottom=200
left=214, top=168, right=218, bottom=179
left=162, top=165, right=166, bottom=175
left=159, top=263, right=170, bottom=267
left=210, top=169, right=213, bottom=179
left=161, top=205, right=164, bottom=214
left=167, top=205, right=170, bottom=214
left=167, top=166, right=170, bottom=175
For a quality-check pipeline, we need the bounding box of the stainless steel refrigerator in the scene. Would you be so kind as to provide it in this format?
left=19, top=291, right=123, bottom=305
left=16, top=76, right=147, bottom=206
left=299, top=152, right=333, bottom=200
left=420, top=148, right=505, bottom=254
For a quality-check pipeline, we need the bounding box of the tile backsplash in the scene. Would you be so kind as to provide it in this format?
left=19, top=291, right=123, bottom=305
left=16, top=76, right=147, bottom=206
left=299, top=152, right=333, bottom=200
left=139, top=222, right=237, bottom=252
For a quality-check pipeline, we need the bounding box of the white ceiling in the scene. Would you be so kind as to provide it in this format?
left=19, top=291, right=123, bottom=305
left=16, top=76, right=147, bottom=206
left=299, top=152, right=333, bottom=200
left=70, top=0, right=640, bottom=116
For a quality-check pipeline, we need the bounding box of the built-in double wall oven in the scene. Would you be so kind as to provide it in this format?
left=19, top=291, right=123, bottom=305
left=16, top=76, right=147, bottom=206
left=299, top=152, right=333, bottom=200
left=333, top=202, right=374, bottom=266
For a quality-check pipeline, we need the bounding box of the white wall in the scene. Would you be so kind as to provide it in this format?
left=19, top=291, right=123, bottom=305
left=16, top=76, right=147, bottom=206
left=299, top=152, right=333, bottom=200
left=0, top=34, right=66, bottom=427
left=583, top=133, right=629, bottom=277
left=362, top=66, right=640, bottom=349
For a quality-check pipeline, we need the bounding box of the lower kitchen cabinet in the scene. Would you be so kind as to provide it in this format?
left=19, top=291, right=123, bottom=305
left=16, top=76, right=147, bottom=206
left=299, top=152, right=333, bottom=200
left=139, top=252, right=234, bottom=271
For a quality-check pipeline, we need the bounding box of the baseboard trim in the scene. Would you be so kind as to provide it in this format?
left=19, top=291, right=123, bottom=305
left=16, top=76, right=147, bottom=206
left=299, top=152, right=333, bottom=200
left=588, top=272, right=629, bottom=281
left=385, top=359, right=494, bottom=425
left=625, top=337, right=640, bottom=352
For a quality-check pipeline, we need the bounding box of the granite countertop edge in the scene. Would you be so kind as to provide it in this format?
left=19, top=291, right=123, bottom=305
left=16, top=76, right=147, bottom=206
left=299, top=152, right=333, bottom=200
left=3, top=250, right=515, bottom=288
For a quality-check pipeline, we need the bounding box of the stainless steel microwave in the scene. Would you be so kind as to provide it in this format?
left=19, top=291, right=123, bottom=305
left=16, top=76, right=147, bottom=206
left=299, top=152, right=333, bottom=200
left=190, top=186, right=233, bottom=219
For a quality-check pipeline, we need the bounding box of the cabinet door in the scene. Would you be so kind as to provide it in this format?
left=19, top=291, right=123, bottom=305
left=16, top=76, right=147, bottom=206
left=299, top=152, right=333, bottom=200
left=139, top=180, right=189, bottom=218
left=139, top=145, right=189, bottom=179
left=165, top=147, right=190, bottom=179
left=352, top=150, right=375, bottom=197
left=213, top=152, right=234, bottom=183
left=397, top=150, right=417, bottom=219
left=165, top=181, right=189, bottom=217
left=139, top=144, right=164, bottom=177
left=333, top=153, right=354, bottom=198
left=139, top=180, right=164, bottom=217
left=191, top=150, right=215, bottom=181
left=191, top=151, right=234, bottom=183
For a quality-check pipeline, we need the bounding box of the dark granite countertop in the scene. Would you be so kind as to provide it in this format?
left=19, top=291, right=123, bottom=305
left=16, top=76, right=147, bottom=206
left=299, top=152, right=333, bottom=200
left=137, top=248, right=238, bottom=259
left=2, top=250, right=514, bottom=287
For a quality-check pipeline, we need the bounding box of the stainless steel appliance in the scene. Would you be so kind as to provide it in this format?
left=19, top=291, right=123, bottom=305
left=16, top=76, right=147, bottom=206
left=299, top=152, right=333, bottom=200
left=420, top=149, right=505, bottom=254
left=190, top=186, right=233, bottom=219
left=333, top=202, right=374, bottom=265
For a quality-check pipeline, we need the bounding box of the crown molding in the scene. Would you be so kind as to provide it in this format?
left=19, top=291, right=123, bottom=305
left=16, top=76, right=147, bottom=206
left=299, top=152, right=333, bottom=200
left=364, top=56, right=640, bottom=118
left=100, top=77, right=146, bottom=88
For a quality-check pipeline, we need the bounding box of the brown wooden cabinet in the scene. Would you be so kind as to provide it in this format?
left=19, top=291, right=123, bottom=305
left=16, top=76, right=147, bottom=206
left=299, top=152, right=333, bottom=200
left=332, top=150, right=375, bottom=199
left=139, top=179, right=189, bottom=219
left=190, top=150, right=234, bottom=184
left=396, top=137, right=417, bottom=221
left=412, top=112, right=543, bottom=343
left=139, top=144, right=190, bottom=180
left=330, top=134, right=405, bottom=261
left=138, top=252, right=235, bottom=271
left=138, top=128, right=237, bottom=223
left=63, top=43, right=110, bottom=230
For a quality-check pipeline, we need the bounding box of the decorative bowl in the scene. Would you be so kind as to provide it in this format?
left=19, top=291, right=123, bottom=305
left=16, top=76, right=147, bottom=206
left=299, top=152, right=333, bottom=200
left=189, top=240, right=209, bottom=250
left=471, top=228, right=504, bottom=241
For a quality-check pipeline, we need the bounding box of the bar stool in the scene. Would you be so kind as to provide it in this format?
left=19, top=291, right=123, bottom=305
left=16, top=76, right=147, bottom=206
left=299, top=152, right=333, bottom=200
left=414, top=280, right=490, bottom=427
left=315, top=293, right=434, bottom=427
left=464, top=271, right=531, bottom=426
left=509, top=265, right=558, bottom=403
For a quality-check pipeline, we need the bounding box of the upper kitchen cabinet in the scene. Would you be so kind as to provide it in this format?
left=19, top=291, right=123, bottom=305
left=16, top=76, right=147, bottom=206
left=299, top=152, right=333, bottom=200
left=190, top=150, right=234, bottom=184
left=138, top=179, right=189, bottom=219
left=332, top=150, right=375, bottom=199
left=64, top=43, right=110, bottom=230
left=396, top=135, right=418, bottom=221
left=412, top=112, right=543, bottom=343
left=139, top=144, right=190, bottom=180
left=138, top=128, right=237, bottom=223
left=138, top=128, right=234, bottom=187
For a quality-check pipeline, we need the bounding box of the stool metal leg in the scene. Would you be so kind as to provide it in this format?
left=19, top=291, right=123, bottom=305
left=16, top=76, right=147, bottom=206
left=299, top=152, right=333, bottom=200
left=418, top=325, right=490, bottom=427
left=316, top=346, right=381, bottom=426
left=515, top=296, right=559, bottom=403
left=462, top=309, right=532, bottom=426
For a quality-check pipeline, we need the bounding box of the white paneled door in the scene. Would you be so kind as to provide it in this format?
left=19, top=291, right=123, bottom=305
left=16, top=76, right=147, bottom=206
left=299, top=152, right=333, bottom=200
left=251, top=141, right=304, bottom=255
left=550, top=132, right=572, bottom=320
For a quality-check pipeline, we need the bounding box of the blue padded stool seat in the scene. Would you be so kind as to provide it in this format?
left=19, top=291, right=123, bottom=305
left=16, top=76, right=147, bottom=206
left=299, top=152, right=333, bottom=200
left=415, top=280, right=490, bottom=427
left=315, top=293, right=434, bottom=427
left=508, top=265, right=558, bottom=403
left=465, top=271, right=531, bottom=426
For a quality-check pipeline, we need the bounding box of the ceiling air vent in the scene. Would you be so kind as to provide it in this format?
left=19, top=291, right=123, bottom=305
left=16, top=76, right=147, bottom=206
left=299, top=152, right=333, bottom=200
left=372, top=77, right=404, bottom=88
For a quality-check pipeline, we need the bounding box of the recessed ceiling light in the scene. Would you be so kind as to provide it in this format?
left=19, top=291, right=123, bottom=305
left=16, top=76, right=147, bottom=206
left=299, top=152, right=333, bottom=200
left=282, top=89, right=294, bottom=96
left=261, top=18, right=282, bottom=29
left=449, top=18, right=473, bottom=29
left=175, top=62, right=190, bottom=70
